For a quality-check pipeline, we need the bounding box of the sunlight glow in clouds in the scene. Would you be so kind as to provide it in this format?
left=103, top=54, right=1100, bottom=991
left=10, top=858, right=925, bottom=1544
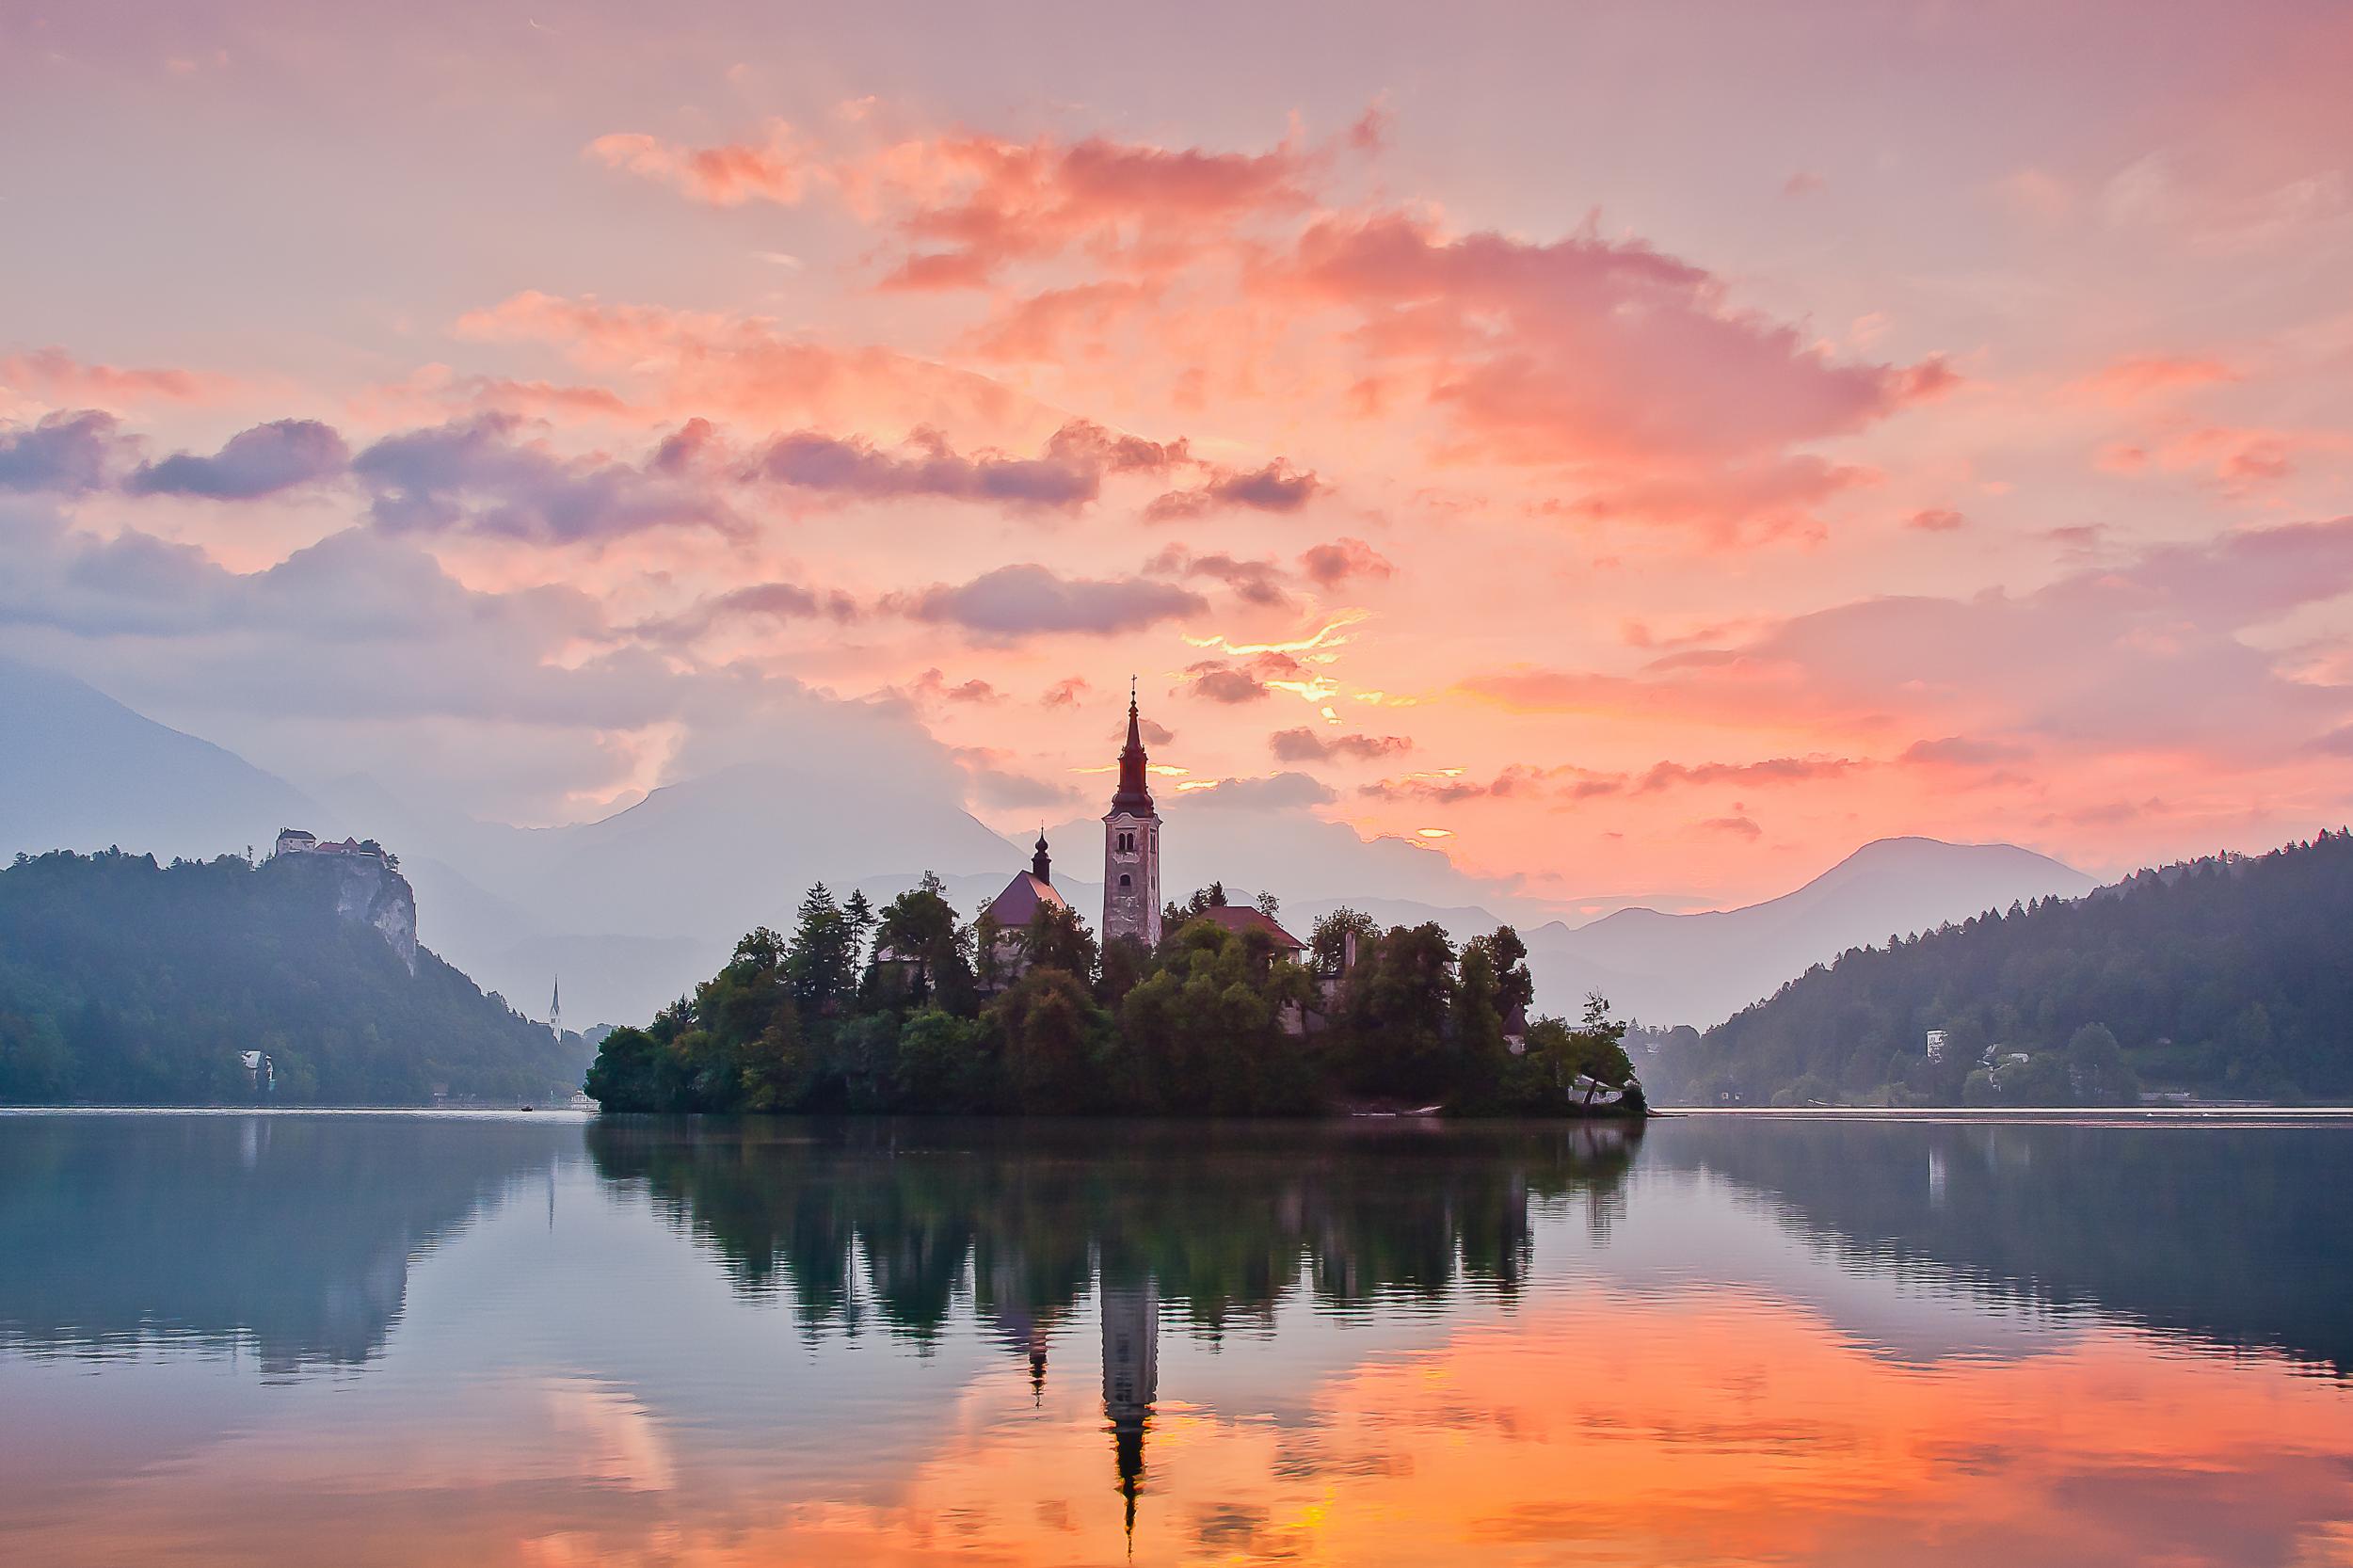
left=3, top=0, right=2353, bottom=903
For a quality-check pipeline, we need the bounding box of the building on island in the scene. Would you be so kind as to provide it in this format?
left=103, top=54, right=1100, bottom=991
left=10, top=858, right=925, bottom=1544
left=1101, top=683, right=1163, bottom=950
left=969, top=689, right=1324, bottom=1011
left=1191, top=904, right=1306, bottom=959
left=978, top=831, right=1069, bottom=985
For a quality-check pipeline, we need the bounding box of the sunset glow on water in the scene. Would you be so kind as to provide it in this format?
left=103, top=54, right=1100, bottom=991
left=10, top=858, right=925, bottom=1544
left=4, top=1112, right=2349, bottom=1566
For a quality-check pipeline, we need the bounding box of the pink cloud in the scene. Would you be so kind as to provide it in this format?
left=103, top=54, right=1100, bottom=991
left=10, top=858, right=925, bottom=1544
left=1298, top=536, right=1393, bottom=587
left=0, top=347, right=230, bottom=408
left=1270, top=211, right=1956, bottom=471
left=2073, top=353, right=2240, bottom=407
left=585, top=121, right=820, bottom=207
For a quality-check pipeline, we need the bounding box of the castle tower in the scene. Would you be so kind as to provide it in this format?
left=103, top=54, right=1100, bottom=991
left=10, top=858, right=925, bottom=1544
left=1101, top=681, right=1162, bottom=948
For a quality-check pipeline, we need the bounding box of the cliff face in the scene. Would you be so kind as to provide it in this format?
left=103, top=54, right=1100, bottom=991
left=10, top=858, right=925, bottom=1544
left=331, top=856, right=418, bottom=973
left=272, top=853, right=418, bottom=973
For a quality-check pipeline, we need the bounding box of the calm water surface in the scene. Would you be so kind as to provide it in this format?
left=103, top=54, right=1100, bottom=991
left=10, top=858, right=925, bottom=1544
left=3, top=1110, right=2351, bottom=1566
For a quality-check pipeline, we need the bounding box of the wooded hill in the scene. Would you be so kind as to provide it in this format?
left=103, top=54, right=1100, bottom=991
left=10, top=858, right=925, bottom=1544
left=1649, top=831, right=2353, bottom=1107
left=0, top=849, right=588, bottom=1104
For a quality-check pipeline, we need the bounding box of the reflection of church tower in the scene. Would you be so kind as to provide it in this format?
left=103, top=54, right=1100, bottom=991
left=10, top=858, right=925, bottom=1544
left=1102, top=681, right=1163, bottom=949
left=1100, top=1272, right=1160, bottom=1544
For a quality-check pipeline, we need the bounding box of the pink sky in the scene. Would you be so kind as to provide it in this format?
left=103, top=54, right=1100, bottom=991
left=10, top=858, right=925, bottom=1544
left=4, top=0, right=2352, bottom=908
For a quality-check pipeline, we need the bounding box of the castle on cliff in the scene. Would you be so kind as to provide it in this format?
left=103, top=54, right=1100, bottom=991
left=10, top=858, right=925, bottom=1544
left=269, top=827, right=417, bottom=973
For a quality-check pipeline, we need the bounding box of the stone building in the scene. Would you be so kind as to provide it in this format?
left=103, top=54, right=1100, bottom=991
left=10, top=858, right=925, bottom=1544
left=1101, top=685, right=1162, bottom=949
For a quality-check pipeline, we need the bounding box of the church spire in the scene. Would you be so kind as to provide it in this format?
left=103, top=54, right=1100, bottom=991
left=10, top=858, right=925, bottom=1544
left=1112, top=677, right=1153, bottom=814
left=1032, top=826, right=1051, bottom=884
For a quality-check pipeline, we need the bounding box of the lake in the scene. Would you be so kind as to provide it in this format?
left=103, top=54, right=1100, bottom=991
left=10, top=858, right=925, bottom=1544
left=3, top=1110, right=2351, bottom=1566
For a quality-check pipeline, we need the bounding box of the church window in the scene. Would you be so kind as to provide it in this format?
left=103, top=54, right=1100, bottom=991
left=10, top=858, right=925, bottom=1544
left=1119, top=873, right=1131, bottom=888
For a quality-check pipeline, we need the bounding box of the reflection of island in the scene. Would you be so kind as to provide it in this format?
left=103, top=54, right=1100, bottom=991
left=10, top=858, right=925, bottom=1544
left=1649, top=1116, right=2353, bottom=1373
left=586, top=1116, right=1642, bottom=1543
left=0, top=1112, right=577, bottom=1371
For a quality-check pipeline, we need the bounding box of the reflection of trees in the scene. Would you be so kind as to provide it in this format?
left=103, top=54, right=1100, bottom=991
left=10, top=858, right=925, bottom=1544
left=1654, top=1117, right=2353, bottom=1373
left=0, top=1113, right=573, bottom=1371
left=584, top=1118, right=1642, bottom=1341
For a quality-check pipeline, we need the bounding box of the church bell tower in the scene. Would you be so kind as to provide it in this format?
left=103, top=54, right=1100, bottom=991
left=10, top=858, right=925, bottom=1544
left=1102, top=681, right=1162, bottom=948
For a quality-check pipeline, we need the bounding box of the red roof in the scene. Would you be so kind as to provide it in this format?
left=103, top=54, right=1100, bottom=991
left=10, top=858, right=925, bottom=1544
left=1194, top=904, right=1305, bottom=950
left=984, top=871, right=1067, bottom=929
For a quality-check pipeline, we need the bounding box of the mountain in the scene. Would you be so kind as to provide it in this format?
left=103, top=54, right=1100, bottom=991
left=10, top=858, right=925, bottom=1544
left=0, top=657, right=2102, bottom=1035
left=1516, top=839, right=2096, bottom=1028
left=0, top=656, right=317, bottom=863
left=1654, top=833, right=2353, bottom=1107
left=0, top=847, right=589, bottom=1104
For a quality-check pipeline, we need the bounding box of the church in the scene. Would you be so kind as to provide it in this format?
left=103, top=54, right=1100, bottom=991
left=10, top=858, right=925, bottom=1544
left=980, top=684, right=1310, bottom=976
left=1100, top=683, right=1162, bottom=948
left=979, top=684, right=1161, bottom=970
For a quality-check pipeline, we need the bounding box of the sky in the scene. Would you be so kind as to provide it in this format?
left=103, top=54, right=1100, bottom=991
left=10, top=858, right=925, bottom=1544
left=4, top=0, right=2352, bottom=911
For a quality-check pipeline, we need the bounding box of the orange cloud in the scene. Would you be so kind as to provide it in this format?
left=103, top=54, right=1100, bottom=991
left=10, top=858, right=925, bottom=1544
left=586, top=120, right=821, bottom=206
left=0, top=347, right=232, bottom=408
left=2073, top=352, right=2240, bottom=406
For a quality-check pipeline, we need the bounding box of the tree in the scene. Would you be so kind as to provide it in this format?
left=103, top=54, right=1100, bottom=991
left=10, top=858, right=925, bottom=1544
left=1330, top=922, right=1458, bottom=1102
left=873, top=874, right=977, bottom=1014
left=895, top=1008, right=994, bottom=1112
left=1309, top=906, right=1377, bottom=979
left=1096, top=934, right=1152, bottom=1012
left=784, top=885, right=856, bottom=1019
left=992, top=968, right=1111, bottom=1112
left=2066, top=1022, right=2140, bottom=1105
left=1022, top=900, right=1100, bottom=982
left=843, top=889, right=877, bottom=969
left=740, top=1014, right=814, bottom=1111
left=1447, top=940, right=1511, bottom=1112
left=1116, top=919, right=1317, bottom=1113
left=1162, top=881, right=1230, bottom=931
left=1467, top=926, right=1535, bottom=1016
left=585, top=1025, right=683, bottom=1110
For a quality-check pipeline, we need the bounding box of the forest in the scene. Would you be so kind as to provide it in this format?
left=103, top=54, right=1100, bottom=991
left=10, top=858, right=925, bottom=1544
left=0, top=848, right=587, bottom=1104
left=586, top=878, right=1641, bottom=1117
left=1650, top=831, right=2353, bottom=1107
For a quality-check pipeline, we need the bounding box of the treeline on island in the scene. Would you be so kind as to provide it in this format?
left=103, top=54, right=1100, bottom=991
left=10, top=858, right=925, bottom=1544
left=587, top=878, right=1641, bottom=1117
left=1648, top=831, right=2353, bottom=1107
left=0, top=849, right=585, bottom=1104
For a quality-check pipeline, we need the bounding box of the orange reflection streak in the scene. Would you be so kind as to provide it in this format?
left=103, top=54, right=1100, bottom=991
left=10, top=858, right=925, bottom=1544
left=14, top=1290, right=2352, bottom=1567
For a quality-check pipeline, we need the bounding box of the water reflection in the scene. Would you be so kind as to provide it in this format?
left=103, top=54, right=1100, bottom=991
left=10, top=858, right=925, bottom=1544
left=1652, top=1115, right=2353, bottom=1372
left=0, top=1111, right=575, bottom=1370
left=1, top=1111, right=2348, bottom=1566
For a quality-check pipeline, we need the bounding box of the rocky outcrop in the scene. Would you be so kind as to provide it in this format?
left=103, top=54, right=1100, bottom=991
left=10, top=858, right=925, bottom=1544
left=269, top=848, right=418, bottom=973
left=329, top=856, right=418, bottom=974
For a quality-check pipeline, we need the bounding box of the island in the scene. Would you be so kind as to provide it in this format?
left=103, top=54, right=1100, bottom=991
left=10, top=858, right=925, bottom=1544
left=589, top=693, right=1641, bottom=1118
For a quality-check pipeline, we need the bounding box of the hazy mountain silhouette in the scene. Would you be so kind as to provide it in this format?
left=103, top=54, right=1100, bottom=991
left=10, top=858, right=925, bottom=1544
left=1518, top=838, right=2095, bottom=1027
left=0, top=656, right=317, bottom=864
left=1, top=657, right=2093, bottom=1032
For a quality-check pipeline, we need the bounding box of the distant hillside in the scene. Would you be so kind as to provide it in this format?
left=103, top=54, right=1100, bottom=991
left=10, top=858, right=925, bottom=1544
left=1653, top=833, right=2353, bottom=1107
left=1518, top=838, right=2096, bottom=1027
left=0, top=849, right=589, bottom=1104
left=0, top=656, right=315, bottom=862
left=0, top=656, right=2104, bottom=1032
